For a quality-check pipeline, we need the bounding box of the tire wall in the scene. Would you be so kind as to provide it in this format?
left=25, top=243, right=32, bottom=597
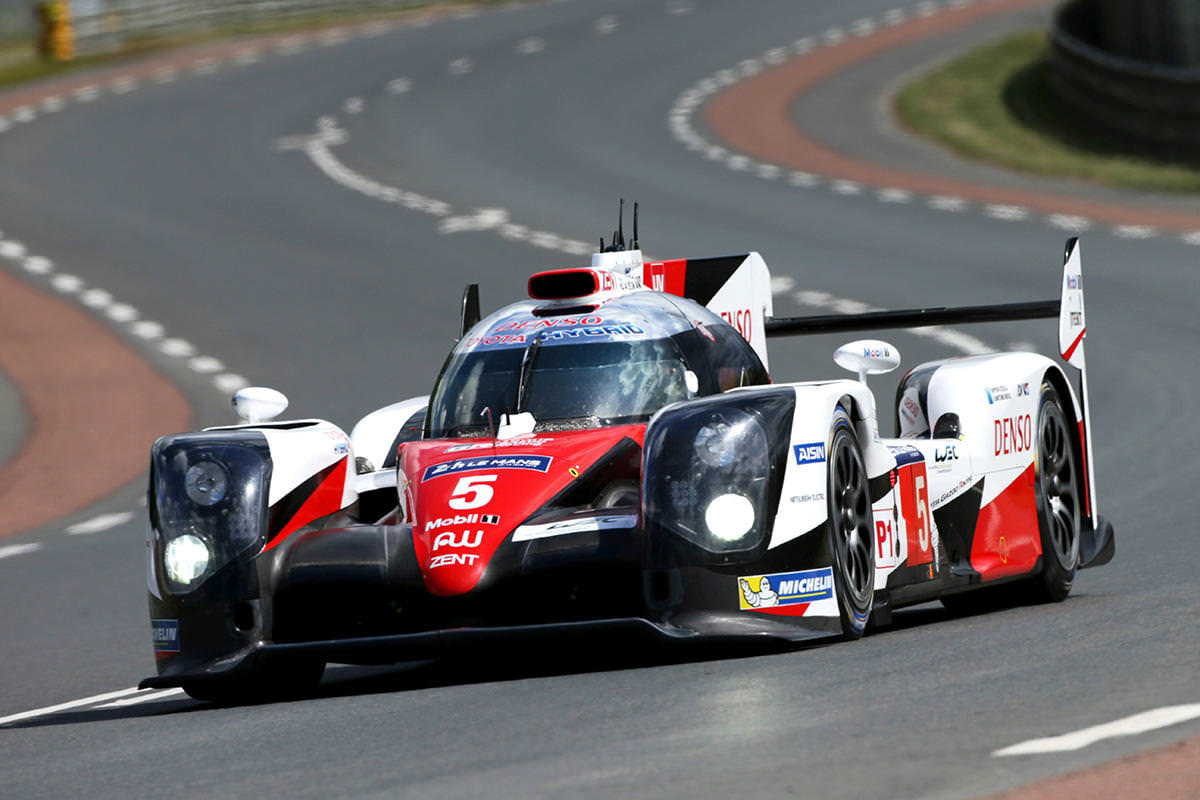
left=1050, top=0, right=1200, bottom=157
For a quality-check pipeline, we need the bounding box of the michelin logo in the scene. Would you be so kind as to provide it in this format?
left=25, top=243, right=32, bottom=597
left=739, top=568, right=834, bottom=611
left=152, top=619, right=180, bottom=653
left=422, top=454, right=552, bottom=482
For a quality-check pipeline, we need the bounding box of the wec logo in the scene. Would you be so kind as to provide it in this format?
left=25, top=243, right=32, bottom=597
left=793, top=443, right=826, bottom=465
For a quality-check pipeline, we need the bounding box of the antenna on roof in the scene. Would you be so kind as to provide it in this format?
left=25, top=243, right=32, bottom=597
left=615, top=198, right=625, bottom=250
left=632, top=202, right=639, bottom=250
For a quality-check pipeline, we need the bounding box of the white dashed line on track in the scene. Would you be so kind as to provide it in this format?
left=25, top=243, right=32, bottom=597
left=0, top=687, right=143, bottom=727
left=50, top=273, right=84, bottom=293
left=66, top=512, right=135, bottom=535
left=516, top=37, right=545, bottom=55
left=994, top=704, right=1200, bottom=756
left=448, top=57, right=474, bottom=75
left=192, top=57, right=219, bottom=75
left=110, top=76, right=138, bottom=94
left=12, top=105, right=35, bottom=123
left=0, top=543, right=43, bottom=561
left=344, top=96, right=365, bottom=114
left=387, top=77, right=413, bottom=94
left=95, top=688, right=187, bottom=709
left=594, top=16, right=618, bottom=35
left=23, top=255, right=53, bottom=274
left=40, top=96, right=65, bottom=113
left=159, top=338, right=196, bottom=358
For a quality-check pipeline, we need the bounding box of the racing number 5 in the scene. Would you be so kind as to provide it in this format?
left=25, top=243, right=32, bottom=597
left=915, top=474, right=929, bottom=552
left=448, top=475, right=498, bottom=510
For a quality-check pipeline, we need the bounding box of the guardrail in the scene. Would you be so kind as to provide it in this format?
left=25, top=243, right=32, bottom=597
left=1, top=1, right=472, bottom=53
left=1050, top=0, right=1200, bottom=158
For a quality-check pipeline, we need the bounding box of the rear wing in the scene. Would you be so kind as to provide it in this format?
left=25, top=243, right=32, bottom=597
left=767, top=238, right=1097, bottom=521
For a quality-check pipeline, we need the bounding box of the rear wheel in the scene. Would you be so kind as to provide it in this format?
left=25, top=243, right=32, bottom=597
left=1028, top=383, right=1081, bottom=602
left=826, top=408, right=875, bottom=638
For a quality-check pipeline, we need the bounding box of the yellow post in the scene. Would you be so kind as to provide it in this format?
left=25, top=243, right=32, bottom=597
left=36, top=1, right=75, bottom=62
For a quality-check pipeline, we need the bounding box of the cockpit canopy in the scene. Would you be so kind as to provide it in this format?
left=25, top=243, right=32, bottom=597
left=426, top=292, right=768, bottom=439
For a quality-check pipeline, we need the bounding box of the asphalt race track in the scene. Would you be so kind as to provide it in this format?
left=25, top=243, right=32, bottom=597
left=1, top=1, right=1198, bottom=797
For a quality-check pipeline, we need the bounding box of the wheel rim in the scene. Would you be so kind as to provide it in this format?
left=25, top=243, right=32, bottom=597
left=1038, top=402, right=1080, bottom=570
left=832, top=433, right=873, bottom=602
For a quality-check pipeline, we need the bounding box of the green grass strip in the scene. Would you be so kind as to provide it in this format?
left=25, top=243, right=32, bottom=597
left=894, top=30, right=1200, bottom=193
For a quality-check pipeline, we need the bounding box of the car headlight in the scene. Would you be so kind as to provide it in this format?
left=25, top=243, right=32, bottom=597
left=184, top=461, right=228, bottom=506
left=643, top=390, right=794, bottom=556
left=150, top=433, right=271, bottom=595
left=163, top=532, right=212, bottom=588
left=705, top=493, right=756, bottom=541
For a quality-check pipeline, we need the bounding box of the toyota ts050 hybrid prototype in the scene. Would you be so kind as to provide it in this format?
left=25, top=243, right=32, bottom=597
left=142, top=211, right=1114, bottom=700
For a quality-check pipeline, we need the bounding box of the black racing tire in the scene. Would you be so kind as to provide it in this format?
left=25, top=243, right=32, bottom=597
left=826, top=407, right=875, bottom=639
left=182, top=657, right=325, bottom=704
left=1027, top=383, right=1081, bottom=602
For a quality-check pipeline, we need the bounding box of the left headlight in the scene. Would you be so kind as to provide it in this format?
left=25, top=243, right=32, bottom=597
left=643, top=390, right=794, bottom=556
left=149, top=433, right=271, bottom=595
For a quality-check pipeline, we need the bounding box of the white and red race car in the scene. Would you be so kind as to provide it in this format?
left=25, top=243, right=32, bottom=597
left=141, top=212, right=1114, bottom=701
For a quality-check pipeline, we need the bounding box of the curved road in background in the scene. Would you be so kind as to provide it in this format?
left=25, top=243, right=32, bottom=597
left=1, top=1, right=1198, bottom=797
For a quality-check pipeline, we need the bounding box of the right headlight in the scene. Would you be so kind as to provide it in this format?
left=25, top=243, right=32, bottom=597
left=643, top=390, right=794, bottom=556
left=149, top=433, right=271, bottom=595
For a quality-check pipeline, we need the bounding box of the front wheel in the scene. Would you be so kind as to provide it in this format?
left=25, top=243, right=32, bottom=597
left=826, top=408, right=875, bottom=639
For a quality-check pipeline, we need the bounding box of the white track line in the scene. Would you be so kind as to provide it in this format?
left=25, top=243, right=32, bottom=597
left=994, top=703, right=1200, bottom=756
left=0, top=687, right=142, bottom=727
left=66, top=511, right=135, bottom=535
left=95, top=688, right=186, bottom=709
left=0, top=543, right=43, bottom=560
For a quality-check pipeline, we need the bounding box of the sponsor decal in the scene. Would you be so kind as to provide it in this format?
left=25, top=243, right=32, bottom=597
left=541, top=323, right=645, bottom=341
left=425, top=513, right=499, bottom=532
left=1016, top=382, right=1031, bottom=397
left=792, top=442, right=826, bottom=465
left=719, top=308, right=753, bottom=342
left=1067, top=275, right=1081, bottom=290
left=649, top=262, right=666, bottom=291
left=568, top=466, right=580, bottom=478
left=934, top=444, right=958, bottom=463
left=494, top=315, right=604, bottom=332
left=934, top=476, right=975, bottom=507
left=432, top=530, right=483, bottom=551
left=788, top=492, right=825, bottom=504
left=862, top=344, right=891, bottom=359
left=429, top=553, right=480, bottom=568
left=985, top=385, right=1012, bottom=404
left=334, top=441, right=349, bottom=456
left=512, top=514, right=637, bottom=541
left=876, top=519, right=898, bottom=560
left=152, top=619, right=180, bottom=654
left=422, top=455, right=552, bottom=482
left=739, top=568, right=834, bottom=610
left=994, top=414, right=1033, bottom=456
left=464, top=333, right=527, bottom=347
left=1070, top=312, right=1082, bottom=326
left=444, top=438, right=551, bottom=453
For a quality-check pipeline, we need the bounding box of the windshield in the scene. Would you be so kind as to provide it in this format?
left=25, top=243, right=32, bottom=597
left=428, top=338, right=691, bottom=438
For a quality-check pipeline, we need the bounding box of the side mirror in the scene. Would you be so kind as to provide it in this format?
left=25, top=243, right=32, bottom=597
left=232, top=386, right=289, bottom=424
left=833, top=340, right=901, bottom=384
